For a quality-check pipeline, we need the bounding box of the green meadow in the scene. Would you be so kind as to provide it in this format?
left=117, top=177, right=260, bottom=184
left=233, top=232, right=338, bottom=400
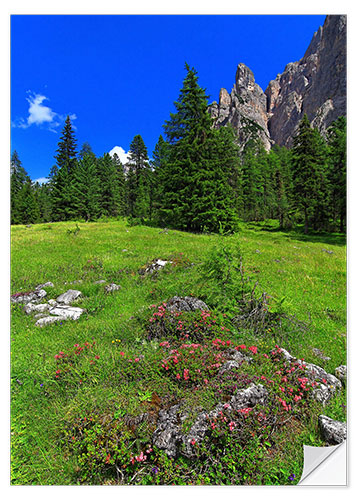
left=10, top=219, right=346, bottom=485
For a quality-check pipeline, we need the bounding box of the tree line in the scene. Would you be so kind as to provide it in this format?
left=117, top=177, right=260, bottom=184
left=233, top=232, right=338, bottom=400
left=11, top=64, right=346, bottom=234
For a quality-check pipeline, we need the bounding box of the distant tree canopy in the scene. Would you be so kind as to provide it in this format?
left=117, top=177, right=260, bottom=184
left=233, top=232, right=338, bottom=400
left=10, top=71, right=346, bottom=234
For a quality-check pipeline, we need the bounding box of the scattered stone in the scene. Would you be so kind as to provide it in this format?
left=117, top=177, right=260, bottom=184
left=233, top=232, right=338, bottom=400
left=49, top=305, right=84, bottom=320
left=23, top=303, right=50, bottom=315
left=35, top=282, right=54, bottom=290
left=104, top=283, right=121, bottom=293
left=48, top=299, right=57, bottom=307
left=166, top=296, right=209, bottom=313
left=11, top=289, right=47, bottom=305
left=255, top=249, right=261, bottom=254
left=35, top=316, right=63, bottom=327
left=322, top=249, right=334, bottom=255
left=318, top=415, right=347, bottom=444
left=140, top=258, right=172, bottom=275
left=122, top=249, right=128, bottom=252
left=335, top=365, right=347, bottom=384
left=56, top=289, right=82, bottom=305
left=159, top=228, right=169, bottom=234
left=312, top=347, right=331, bottom=362
left=94, top=280, right=106, bottom=284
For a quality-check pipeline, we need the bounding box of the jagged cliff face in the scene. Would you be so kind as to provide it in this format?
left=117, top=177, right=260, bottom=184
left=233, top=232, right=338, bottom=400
left=209, top=15, right=346, bottom=149
left=209, top=63, right=271, bottom=150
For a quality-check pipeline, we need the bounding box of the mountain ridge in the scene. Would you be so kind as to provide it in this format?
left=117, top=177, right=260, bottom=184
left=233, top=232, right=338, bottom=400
left=209, top=15, right=346, bottom=149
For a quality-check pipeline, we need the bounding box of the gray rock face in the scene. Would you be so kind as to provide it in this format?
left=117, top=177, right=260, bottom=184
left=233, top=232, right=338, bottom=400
left=318, top=415, right=347, bottom=444
left=56, top=289, right=82, bottom=305
left=209, top=15, right=346, bottom=150
left=166, top=296, right=209, bottom=313
left=266, top=15, right=346, bottom=147
left=209, top=63, right=271, bottom=151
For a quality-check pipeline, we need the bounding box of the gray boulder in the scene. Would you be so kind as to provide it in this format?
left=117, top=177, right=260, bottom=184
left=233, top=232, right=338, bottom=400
left=35, top=316, right=62, bottom=327
left=49, top=305, right=84, bottom=320
left=56, top=289, right=82, bottom=305
left=153, top=384, right=268, bottom=459
left=104, top=283, right=121, bottom=293
left=152, top=404, right=183, bottom=458
left=11, top=288, right=47, bottom=305
left=335, top=365, right=347, bottom=384
left=23, top=303, right=50, bottom=315
left=166, top=296, right=209, bottom=313
left=318, top=415, right=347, bottom=444
left=273, top=347, right=342, bottom=405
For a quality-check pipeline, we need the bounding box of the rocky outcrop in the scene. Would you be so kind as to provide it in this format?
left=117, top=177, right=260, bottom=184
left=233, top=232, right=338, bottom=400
left=11, top=284, right=86, bottom=327
left=166, top=296, right=209, bottom=313
left=275, top=347, right=342, bottom=405
left=209, top=63, right=271, bottom=150
left=266, top=15, right=346, bottom=147
left=209, top=15, right=346, bottom=149
left=318, top=415, right=347, bottom=444
left=152, top=383, right=268, bottom=458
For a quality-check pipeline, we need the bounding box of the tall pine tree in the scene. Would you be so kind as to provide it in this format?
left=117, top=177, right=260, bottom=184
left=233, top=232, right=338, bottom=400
left=51, top=115, right=78, bottom=220
left=126, top=135, right=151, bottom=219
left=291, top=114, right=329, bottom=233
left=327, top=116, right=346, bottom=232
left=160, top=63, right=238, bottom=232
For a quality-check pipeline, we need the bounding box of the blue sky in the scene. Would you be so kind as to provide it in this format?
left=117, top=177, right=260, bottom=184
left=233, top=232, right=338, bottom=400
left=11, top=14, right=326, bottom=183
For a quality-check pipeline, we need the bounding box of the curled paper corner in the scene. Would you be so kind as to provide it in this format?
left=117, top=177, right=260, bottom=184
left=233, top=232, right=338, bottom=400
left=298, top=441, right=347, bottom=485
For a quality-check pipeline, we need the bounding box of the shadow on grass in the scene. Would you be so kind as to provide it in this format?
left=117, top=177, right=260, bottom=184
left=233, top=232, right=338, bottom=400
left=244, top=221, right=346, bottom=247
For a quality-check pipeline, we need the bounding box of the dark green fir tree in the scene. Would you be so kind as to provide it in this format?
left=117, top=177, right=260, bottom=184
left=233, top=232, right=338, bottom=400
left=160, top=63, right=238, bottom=233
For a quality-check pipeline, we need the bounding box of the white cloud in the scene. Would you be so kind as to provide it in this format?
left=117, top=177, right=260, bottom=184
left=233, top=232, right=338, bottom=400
left=33, top=177, right=49, bottom=185
left=12, top=91, right=77, bottom=132
left=26, top=93, right=56, bottom=126
left=109, top=146, right=130, bottom=165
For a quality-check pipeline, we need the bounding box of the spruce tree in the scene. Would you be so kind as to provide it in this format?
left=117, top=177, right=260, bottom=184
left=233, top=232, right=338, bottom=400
left=327, top=116, right=346, bottom=232
left=111, top=152, right=126, bottom=217
left=97, top=153, right=121, bottom=217
left=10, top=150, right=31, bottom=224
left=151, top=135, right=171, bottom=222
left=51, top=116, right=78, bottom=220
left=71, top=151, right=101, bottom=221
left=291, top=114, right=329, bottom=234
left=268, top=145, right=293, bottom=228
left=160, top=63, right=238, bottom=232
left=126, top=135, right=151, bottom=219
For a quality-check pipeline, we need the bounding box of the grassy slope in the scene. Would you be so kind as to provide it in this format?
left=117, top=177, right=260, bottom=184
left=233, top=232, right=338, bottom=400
left=10, top=219, right=346, bottom=484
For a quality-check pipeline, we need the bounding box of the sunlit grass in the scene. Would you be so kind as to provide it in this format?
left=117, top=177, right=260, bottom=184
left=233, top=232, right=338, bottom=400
left=10, top=218, right=346, bottom=484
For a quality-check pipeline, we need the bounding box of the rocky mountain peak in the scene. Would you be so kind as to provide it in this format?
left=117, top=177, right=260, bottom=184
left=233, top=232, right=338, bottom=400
left=209, top=15, right=346, bottom=150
